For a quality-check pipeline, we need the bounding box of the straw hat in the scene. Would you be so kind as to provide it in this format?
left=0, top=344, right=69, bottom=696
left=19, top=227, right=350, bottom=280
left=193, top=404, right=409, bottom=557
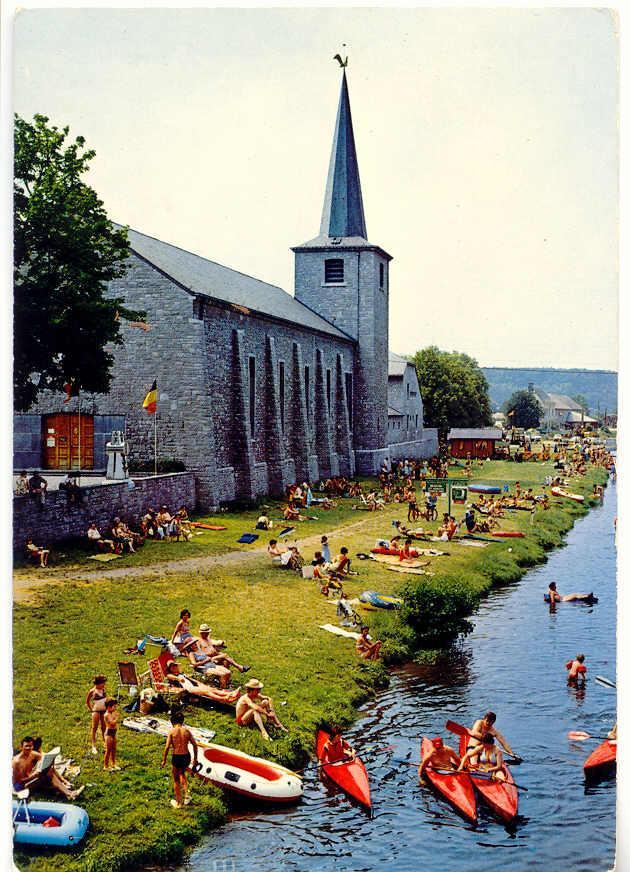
left=245, top=679, right=264, bottom=690
left=199, top=623, right=211, bottom=633
left=180, top=637, right=197, bottom=651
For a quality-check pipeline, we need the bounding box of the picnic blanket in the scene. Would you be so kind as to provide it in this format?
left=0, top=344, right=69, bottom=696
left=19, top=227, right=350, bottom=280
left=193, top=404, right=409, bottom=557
left=88, top=553, right=122, bottom=562
left=369, top=553, right=430, bottom=568
left=191, top=522, right=227, bottom=531
left=278, top=526, right=295, bottom=538
left=237, top=533, right=259, bottom=544
left=319, top=624, right=361, bottom=640
left=385, top=564, right=434, bottom=576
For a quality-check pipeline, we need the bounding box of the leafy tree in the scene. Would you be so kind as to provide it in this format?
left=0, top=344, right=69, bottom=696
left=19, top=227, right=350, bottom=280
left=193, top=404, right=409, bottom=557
left=14, top=113, right=141, bottom=411
left=412, top=346, right=493, bottom=440
left=572, top=394, right=590, bottom=415
left=503, top=390, right=543, bottom=429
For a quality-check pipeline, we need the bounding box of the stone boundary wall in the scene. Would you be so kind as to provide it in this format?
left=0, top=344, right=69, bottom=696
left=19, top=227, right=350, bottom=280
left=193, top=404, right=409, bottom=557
left=13, top=473, right=196, bottom=550
left=388, top=430, right=439, bottom=461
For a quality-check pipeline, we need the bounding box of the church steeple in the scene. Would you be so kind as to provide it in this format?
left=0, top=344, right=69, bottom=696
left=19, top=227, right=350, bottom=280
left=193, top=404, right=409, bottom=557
left=319, top=71, right=368, bottom=240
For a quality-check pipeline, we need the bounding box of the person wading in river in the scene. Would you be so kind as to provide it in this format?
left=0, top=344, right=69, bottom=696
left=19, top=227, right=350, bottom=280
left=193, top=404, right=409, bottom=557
left=465, top=711, right=516, bottom=759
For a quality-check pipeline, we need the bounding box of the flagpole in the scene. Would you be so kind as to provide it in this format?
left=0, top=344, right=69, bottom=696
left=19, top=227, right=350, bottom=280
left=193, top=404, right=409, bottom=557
left=77, top=391, right=81, bottom=485
left=154, top=406, right=158, bottom=476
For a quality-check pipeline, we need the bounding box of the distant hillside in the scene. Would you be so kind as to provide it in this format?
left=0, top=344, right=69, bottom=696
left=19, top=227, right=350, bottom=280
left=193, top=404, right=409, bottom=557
left=482, top=367, right=618, bottom=415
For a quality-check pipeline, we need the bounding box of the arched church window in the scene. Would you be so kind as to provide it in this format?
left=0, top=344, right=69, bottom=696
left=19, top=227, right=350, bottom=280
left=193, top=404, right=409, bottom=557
left=324, top=259, right=344, bottom=284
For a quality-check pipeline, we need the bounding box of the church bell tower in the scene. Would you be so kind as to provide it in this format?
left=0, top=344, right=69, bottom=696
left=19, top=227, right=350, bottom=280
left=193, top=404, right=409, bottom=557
left=292, top=66, right=392, bottom=474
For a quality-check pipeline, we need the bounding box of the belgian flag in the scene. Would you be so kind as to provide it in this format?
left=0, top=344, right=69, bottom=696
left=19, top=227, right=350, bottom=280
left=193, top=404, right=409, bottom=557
left=142, top=380, right=158, bottom=414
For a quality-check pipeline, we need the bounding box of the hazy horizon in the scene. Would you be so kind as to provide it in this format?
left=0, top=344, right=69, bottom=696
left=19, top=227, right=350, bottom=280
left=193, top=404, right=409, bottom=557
left=13, top=7, right=619, bottom=370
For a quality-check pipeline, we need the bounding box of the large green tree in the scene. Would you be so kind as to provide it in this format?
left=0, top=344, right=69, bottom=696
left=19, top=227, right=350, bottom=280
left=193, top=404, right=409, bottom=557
left=14, top=114, right=141, bottom=411
left=503, top=390, right=543, bottom=429
left=412, top=346, right=493, bottom=440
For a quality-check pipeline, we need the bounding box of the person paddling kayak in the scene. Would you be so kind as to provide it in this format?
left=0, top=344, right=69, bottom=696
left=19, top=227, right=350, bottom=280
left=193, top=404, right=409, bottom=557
left=548, top=581, right=595, bottom=603
left=419, top=737, right=460, bottom=780
left=458, top=733, right=505, bottom=780
left=321, top=726, right=356, bottom=764
left=466, top=711, right=516, bottom=758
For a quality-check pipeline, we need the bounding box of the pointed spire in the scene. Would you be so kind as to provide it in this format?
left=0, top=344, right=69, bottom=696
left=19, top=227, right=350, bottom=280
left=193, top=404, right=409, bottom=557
left=320, top=70, right=368, bottom=240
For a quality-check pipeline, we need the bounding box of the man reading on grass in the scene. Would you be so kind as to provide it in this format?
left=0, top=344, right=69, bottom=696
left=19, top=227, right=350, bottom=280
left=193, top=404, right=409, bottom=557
left=12, top=737, right=84, bottom=800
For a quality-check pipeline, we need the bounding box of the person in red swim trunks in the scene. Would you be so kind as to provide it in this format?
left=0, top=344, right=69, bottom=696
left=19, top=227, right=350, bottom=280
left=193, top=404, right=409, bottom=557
left=419, top=737, right=460, bottom=780
left=566, top=654, right=587, bottom=685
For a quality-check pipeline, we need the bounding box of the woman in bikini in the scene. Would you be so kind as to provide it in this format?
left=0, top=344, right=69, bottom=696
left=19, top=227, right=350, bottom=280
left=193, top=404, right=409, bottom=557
left=171, top=609, right=193, bottom=650
left=86, top=674, right=108, bottom=755
left=458, top=733, right=505, bottom=780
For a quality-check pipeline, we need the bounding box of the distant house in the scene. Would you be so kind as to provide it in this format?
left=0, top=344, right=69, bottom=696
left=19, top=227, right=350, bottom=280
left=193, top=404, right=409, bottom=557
left=447, top=428, right=503, bottom=459
left=387, top=353, right=439, bottom=459
left=564, top=411, right=599, bottom=429
left=492, top=411, right=506, bottom=428
left=531, top=387, right=585, bottom=429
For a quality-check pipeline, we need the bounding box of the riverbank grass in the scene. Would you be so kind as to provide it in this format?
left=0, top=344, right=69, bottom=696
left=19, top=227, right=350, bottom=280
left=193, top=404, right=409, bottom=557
left=13, top=459, right=607, bottom=871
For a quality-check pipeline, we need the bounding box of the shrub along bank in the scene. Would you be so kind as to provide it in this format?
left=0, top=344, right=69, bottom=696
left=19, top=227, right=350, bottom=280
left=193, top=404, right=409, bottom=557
left=12, top=460, right=608, bottom=871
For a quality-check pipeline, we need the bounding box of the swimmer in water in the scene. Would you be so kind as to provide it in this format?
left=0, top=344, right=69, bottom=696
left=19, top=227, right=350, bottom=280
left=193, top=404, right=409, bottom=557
left=548, top=582, right=595, bottom=603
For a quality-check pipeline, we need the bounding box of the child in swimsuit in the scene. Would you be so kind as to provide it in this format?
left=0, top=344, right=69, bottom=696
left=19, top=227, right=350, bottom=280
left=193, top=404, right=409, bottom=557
left=86, top=674, right=108, bottom=755
left=566, top=654, right=587, bottom=685
left=161, top=711, right=198, bottom=808
left=171, top=609, right=193, bottom=650
left=103, top=698, right=120, bottom=771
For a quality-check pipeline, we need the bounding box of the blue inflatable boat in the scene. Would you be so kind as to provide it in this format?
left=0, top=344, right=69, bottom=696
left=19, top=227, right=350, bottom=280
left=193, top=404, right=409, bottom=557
left=468, top=484, right=501, bottom=494
left=359, top=590, right=403, bottom=611
left=13, top=798, right=89, bottom=847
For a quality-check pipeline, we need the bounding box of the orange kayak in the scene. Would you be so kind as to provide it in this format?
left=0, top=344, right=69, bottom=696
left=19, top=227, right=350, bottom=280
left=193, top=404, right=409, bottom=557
left=457, top=734, right=518, bottom=823
left=420, top=737, right=477, bottom=824
left=584, top=740, right=617, bottom=778
left=316, top=730, right=371, bottom=809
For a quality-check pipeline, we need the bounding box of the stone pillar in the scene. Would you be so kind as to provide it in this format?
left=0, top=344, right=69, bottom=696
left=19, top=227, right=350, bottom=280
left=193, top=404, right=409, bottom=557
left=230, top=329, right=256, bottom=501
left=335, top=352, right=356, bottom=477
left=264, top=335, right=288, bottom=496
left=288, top=342, right=313, bottom=484
left=313, top=349, right=336, bottom=478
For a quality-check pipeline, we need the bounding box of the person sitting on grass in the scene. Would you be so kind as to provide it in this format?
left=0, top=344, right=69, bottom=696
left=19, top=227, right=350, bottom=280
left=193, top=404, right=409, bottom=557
left=235, top=679, right=288, bottom=741
left=267, top=539, right=289, bottom=566
left=14, top=470, right=29, bottom=496
left=87, top=522, right=116, bottom=553
left=141, top=508, right=160, bottom=538
left=103, top=698, right=120, bottom=772
left=25, top=537, right=49, bottom=568
left=256, top=513, right=273, bottom=530
left=181, top=638, right=232, bottom=688
left=356, top=626, right=382, bottom=661
left=330, top=546, right=351, bottom=578
left=12, top=737, right=84, bottom=800
left=156, top=506, right=172, bottom=540
left=161, top=709, right=198, bottom=809
left=171, top=608, right=193, bottom=650
left=173, top=509, right=193, bottom=541
left=283, top=503, right=302, bottom=522
left=111, top=518, right=136, bottom=553
left=198, top=624, right=250, bottom=675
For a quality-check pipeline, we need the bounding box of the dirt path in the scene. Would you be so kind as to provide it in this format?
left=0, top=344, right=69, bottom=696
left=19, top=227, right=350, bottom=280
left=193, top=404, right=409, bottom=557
left=13, top=515, right=380, bottom=605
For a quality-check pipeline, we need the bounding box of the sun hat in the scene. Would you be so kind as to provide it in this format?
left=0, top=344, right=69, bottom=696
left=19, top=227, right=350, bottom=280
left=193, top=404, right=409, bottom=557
left=199, top=623, right=211, bottom=633
left=245, top=679, right=264, bottom=690
left=180, top=638, right=197, bottom=651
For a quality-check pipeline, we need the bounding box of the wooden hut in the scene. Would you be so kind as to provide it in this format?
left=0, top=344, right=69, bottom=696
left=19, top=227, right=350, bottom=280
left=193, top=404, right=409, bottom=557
left=447, top=428, right=503, bottom=459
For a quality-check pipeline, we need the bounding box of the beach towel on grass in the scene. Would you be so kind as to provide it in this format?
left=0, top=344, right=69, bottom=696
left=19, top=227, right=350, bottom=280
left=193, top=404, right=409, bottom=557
left=320, top=624, right=361, bottom=640
left=386, top=564, right=434, bottom=576
left=237, top=533, right=259, bottom=544
left=88, top=553, right=122, bottom=562
left=192, top=522, right=228, bottom=531
left=278, top=526, right=295, bottom=538
left=369, top=554, right=430, bottom=568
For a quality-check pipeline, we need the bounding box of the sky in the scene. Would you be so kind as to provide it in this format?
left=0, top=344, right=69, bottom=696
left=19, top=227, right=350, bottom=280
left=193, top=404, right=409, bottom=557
left=12, top=7, right=619, bottom=370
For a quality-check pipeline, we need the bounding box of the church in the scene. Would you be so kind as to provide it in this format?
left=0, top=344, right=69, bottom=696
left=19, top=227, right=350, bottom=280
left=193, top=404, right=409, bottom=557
left=14, top=69, right=438, bottom=509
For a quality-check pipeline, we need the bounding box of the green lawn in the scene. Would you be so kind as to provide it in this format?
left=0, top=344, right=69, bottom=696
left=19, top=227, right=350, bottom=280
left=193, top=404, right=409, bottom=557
left=12, top=459, right=607, bottom=871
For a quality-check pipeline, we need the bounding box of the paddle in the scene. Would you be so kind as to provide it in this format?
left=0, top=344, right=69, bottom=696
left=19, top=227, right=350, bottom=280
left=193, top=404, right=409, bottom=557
left=300, top=744, right=394, bottom=774
left=595, top=675, right=616, bottom=689
left=568, top=731, right=614, bottom=742
left=445, top=719, right=522, bottom=764
left=394, top=760, right=529, bottom=792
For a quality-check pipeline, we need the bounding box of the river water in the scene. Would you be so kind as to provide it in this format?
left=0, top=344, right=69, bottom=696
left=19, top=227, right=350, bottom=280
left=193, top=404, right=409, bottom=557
left=184, top=485, right=617, bottom=872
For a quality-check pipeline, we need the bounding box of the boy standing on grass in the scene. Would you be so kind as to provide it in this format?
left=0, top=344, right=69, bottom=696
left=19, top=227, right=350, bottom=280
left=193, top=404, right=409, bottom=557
left=161, top=710, right=198, bottom=808
left=103, top=698, right=120, bottom=771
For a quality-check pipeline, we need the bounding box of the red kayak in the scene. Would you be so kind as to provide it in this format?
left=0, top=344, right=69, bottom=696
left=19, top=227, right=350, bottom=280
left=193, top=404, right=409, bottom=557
left=457, top=734, right=518, bottom=824
left=584, top=740, right=617, bottom=777
left=420, top=737, right=477, bottom=824
left=491, top=531, right=525, bottom=538
left=316, top=730, right=371, bottom=809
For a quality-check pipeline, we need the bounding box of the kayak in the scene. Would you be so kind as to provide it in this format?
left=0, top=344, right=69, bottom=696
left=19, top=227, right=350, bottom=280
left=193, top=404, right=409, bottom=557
left=420, top=737, right=477, bottom=824
left=468, top=484, right=501, bottom=494
left=359, top=590, right=403, bottom=610
left=457, top=734, right=518, bottom=824
left=584, top=740, right=617, bottom=778
left=491, top=531, right=525, bottom=538
left=12, top=799, right=89, bottom=847
left=543, top=593, right=598, bottom=604
left=123, top=717, right=302, bottom=803
left=551, top=487, right=585, bottom=503
left=316, top=729, right=371, bottom=809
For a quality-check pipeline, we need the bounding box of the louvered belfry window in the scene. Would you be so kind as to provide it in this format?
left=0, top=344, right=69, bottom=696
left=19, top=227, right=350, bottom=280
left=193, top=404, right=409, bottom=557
left=324, top=258, right=344, bottom=283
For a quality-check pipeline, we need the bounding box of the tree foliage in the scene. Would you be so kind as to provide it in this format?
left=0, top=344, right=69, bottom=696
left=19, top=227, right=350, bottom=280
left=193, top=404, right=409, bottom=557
left=14, top=113, right=141, bottom=411
left=503, top=389, right=543, bottom=429
left=412, top=346, right=493, bottom=439
left=572, top=394, right=590, bottom=415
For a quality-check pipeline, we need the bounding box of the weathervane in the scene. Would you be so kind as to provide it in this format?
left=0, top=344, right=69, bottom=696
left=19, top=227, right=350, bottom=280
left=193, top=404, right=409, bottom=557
left=334, top=45, right=348, bottom=68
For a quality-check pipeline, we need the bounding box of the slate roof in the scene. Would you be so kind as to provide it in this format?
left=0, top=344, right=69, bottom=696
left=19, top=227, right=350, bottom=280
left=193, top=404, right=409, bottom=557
left=447, top=428, right=503, bottom=441
left=120, top=226, right=351, bottom=341
left=388, top=352, right=412, bottom=378
left=565, top=411, right=597, bottom=423
left=533, top=388, right=582, bottom=411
